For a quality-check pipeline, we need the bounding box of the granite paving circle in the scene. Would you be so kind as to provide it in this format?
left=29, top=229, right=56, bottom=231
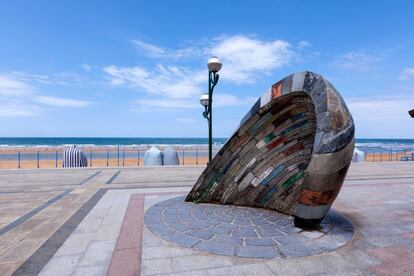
left=144, top=196, right=353, bottom=258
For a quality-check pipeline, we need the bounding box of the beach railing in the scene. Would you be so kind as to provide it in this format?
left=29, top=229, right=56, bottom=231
left=352, top=149, right=414, bottom=162
left=2, top=147, right=414, bottom=169
left=0, top=146, right=220, bottom=169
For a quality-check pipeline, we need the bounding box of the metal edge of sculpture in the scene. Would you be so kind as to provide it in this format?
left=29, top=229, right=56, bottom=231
left=186, top=71, right=355, bottom=228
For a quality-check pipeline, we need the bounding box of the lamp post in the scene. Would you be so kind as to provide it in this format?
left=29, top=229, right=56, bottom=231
left=200, top=56, right=222, bottom=163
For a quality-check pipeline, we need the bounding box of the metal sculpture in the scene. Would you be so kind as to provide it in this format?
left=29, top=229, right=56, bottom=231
left=186, top=71, right=355, bottom=228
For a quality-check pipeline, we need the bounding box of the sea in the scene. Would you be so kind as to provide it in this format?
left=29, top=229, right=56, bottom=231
left=0, top=137, right=414, bottom=152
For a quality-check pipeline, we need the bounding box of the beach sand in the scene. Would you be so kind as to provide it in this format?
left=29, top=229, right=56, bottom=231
left=0, top=146, right=213, bottom=169
left=0, top=157, right=209, bottom=169
left=1, top=147, right=413, bottom=169
left=364, top=151, right=413, bottom=162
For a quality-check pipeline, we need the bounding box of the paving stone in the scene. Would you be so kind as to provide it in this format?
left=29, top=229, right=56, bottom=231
left=142, top=245, right=196, bottom=260
left=185, top=229, right=214, bottom=240
left=163, top=215, right=179, bottom=223
left=234, top=218, right=252, bottom=225
left=72, top=265, right=107, bottom=276
left=299, top=230, right=325, bottom=239
left=168, top=222, right=193, bottom=232
left=171, top=255, right=234, bottom=271
left=257, top=229, right=285, bottom=237
left=78, top=240, right=116, bottom=267
left=274, top=234, right=310, bottom=245
left=207, top=263, right=275, bottom=276
left=144, top=196, right=354, bottom=258
left=147, top=224, right=176, bottom=237
left=232, top=229, right=258, bottom=237
left=312, top=235, right=347, bottom=251
left=237, top=245, right=280, bottom=258
left=278, top=242, right=324, bottom=257
left=239, top=225, right=258, bottom=231
left=39, top=255, right=80, bottom=276
left=217, top=223, right=239, bottom=230
left=246, top=237, right=278, bottom=246
left=208, top=226, right=231, bottom=235
left=329, top=226, right=354, bottom=241
left=283, top=225, right=303, bottom=234
left=186, top=221, right=210, bottom=230
left=194, top=240, right=236, bottom=256
left=163, top=232, right=200, bottom=247
left=142, top=258, right=174, bottom=275
left=211, top=235, right=242, bottom=245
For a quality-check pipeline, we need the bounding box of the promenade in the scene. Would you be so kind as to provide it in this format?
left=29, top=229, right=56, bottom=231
left=0, top=163, right=414, bottom=275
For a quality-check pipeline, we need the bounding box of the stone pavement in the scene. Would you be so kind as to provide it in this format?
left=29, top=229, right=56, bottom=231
left=145, top=196, right=353, bottom=258
left=0, top=163, right=413, bottom=275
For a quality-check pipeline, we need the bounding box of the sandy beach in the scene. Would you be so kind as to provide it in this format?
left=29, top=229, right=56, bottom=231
left=1, top=146, right=413, bottom=169
left=0, top=146, right=212, bottom=169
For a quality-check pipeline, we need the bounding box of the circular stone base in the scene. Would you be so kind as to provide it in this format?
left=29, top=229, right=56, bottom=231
left=144, top=196, right=353, bottom=258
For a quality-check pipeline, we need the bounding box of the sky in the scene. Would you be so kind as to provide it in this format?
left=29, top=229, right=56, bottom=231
left=0, top=0, right=414, bottom=139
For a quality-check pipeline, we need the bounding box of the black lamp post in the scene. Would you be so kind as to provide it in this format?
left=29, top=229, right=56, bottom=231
left=200, top=56, right=222, bottom=163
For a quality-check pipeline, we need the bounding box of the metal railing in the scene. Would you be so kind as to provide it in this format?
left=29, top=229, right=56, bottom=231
left=352, top=149, right=414, bottom=162
left=0, top=147, right=220, bottom=169
left=2, top=147, right=414, bottom=169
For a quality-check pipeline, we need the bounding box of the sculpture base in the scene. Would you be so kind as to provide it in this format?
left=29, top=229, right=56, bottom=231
left=145, top=196, right=354, bottom=258
left=294, top=217, right=323, bottom=229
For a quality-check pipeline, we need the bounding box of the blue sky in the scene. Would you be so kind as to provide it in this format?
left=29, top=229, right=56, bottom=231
left=1, top=0, right=414, bottom=138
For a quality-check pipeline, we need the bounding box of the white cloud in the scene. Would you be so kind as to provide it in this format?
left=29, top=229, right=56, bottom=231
left=0, top=104, right=38, bottom=117
left=132, top=40, right=201, bottom=59
left=129, top=35, right=293, bottom=84
left=105, top=34, right=294, bottom=113
left=210, top=35, right=292, bottom=83
left=0, top=74, right=34, bottom=96
left=82, top=64, right=92, bottom=71
left=298, top=40, right=312, bottom=49
left=34, top=96, right=92, bottom=107
left=400, top=67, right=414, bottom=80
left=175, top=118, right=196, bottom=124
left=133, top=98, right=199, bottom=109
left=0, top=73, right=93, bottom=117
left=214, top=94, right=256, bottom=107
left=132, top=93, right=254, bottom=111
left=346, top=95, right=414, bottom=137
left=335, top=50, right=384, bottom=71
left=104, top=64, right=205, bottom=98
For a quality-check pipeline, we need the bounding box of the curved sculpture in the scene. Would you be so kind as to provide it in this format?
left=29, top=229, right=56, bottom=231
left=186, top=71, right=355, bottom=228
left=62, top=146, right=88, bottom=167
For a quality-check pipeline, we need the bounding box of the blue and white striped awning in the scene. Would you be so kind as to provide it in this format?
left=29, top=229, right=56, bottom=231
left=62, top=146, right=88, bottom=167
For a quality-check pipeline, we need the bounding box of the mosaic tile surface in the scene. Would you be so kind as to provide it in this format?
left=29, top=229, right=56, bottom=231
left=186, top=71, right=355, bottom=227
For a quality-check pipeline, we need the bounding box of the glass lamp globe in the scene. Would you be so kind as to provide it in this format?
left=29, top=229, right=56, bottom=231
left=200, top=93, right=209, bottom=107
left=207, top=56, right=222, bottom=73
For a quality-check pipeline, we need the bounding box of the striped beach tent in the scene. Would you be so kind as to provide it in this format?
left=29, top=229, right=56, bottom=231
left=62, top=146, right=88, bottom=167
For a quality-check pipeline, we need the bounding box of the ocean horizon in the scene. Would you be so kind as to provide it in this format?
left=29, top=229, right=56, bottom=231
left=1, top=137, right=414, bottom=151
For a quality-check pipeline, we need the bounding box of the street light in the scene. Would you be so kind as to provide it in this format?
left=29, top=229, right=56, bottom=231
left=201, top=56, right=222, bottom=163
left=200, top=93, right=209, bottom=110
